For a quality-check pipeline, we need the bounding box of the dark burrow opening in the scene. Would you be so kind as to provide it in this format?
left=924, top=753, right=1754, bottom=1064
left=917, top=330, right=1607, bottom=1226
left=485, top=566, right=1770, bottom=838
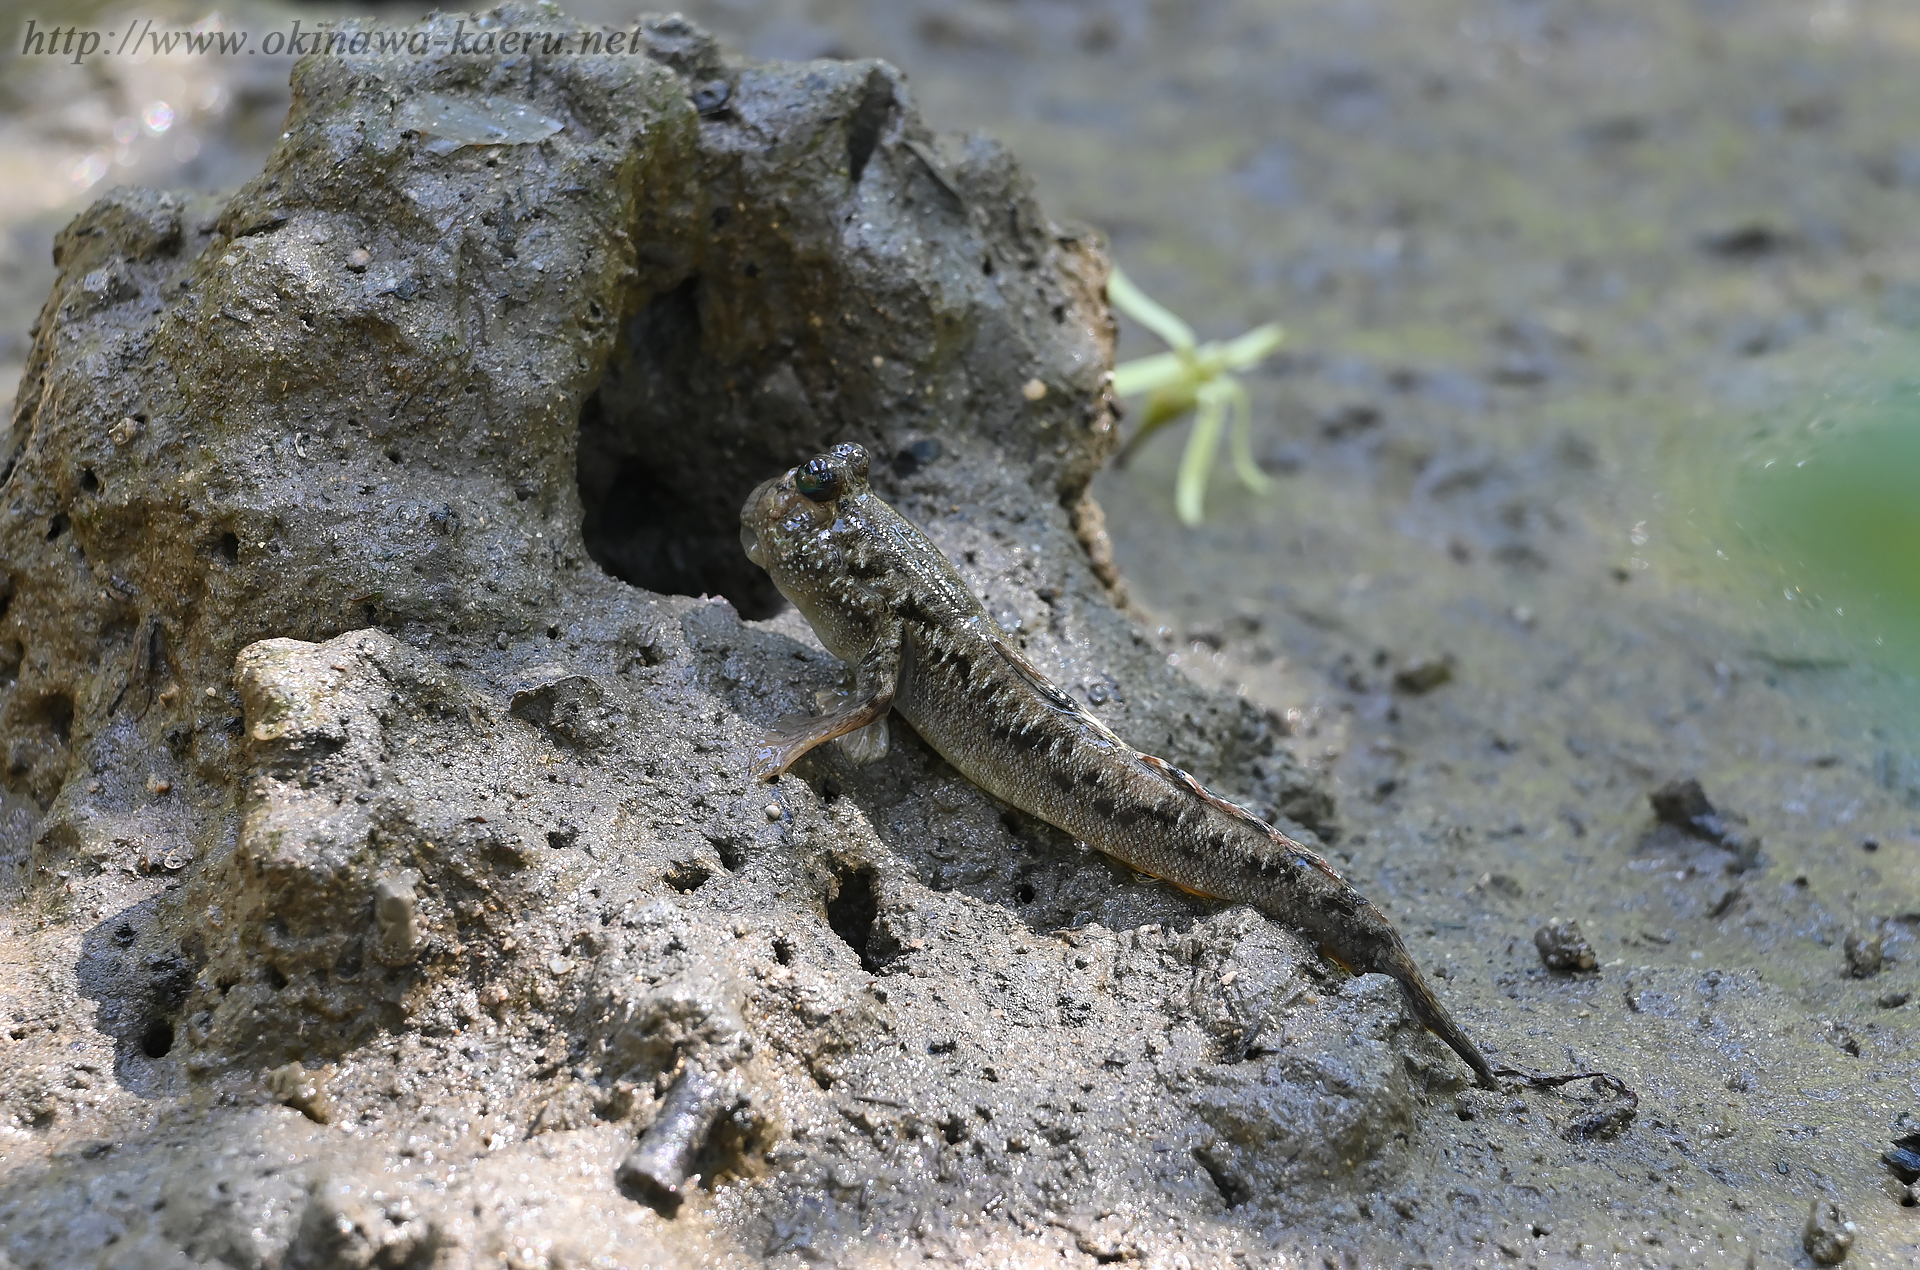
left=577, top=277, right=821, bottom=621
left=38, top=691, right=74, bottom=748
left=572, top=64, right=931, bottom=620
left=1194, top=1145, right=1252, bottom=1208
left=664, top=859, right=712, bottom=893
left=139, top=1015, right=175, bottom=1058
left=825, top=861, right=891, bottom=973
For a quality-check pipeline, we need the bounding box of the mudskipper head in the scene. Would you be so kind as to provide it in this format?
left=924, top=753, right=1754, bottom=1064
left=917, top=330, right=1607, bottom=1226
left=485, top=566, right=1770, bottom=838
left=740, top=441, right=873, bottom=589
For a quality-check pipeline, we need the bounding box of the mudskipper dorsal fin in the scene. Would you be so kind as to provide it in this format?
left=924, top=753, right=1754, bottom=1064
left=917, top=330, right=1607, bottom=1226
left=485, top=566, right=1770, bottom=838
left=1134, top=753, right=1348, bottom=885
left=986, top=636, right=1084, bottom=714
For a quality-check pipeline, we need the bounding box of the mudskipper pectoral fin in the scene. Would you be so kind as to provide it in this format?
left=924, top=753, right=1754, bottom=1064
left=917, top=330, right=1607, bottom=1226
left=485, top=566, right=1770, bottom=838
left=750, top=693, right=894, bottom=780
left=753, top=632, right=904, bottom=781
left=812, top=688, right=892, bottom=766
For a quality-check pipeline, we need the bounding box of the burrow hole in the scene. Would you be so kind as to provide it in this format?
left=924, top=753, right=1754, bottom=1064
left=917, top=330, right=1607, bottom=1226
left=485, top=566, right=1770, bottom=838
left=569, top=69, right=924, bottom=619
left=139, top=1015, right=175, bottom=1058
left=33, top=691, right=74, bottom=747
left=576, top=279, right=793, bottom=619
left=712, top=835, right=748, bottom=872
left=1194, top=1147, right=1252, bottom=1208
left=825, top=861, right=886, bottom=972
left=664, top=860, right=712, bottom=893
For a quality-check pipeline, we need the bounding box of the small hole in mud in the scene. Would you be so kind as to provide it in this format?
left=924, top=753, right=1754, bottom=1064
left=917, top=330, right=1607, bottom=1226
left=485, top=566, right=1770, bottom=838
left=712, top=835, right=748, bottom=871
left=772, top=936, right=795, bottom=966
left=574, top=277, right=820, bottom=620
left=47, top=513, right=69, bottom=541
left=215, top=532, right=239, bottom=563
left=826, top=862, right=884, bottom=972
left=1193, top=1148, right=1251, bottom=1208
left=1013, top=883, right=1036, bottom=904
left=264, top=965, right=288, bottom=991
left=664, top=860, right=712, bottom=893
left=546, top=624, right=561, bottom=639
left=38, top=692, right=74, bottom=747
left=386, top=448, right=403, bottom=464
left=79, top=468, right=100, bottom=494
left=139, top=1016, right=174, bottom=1058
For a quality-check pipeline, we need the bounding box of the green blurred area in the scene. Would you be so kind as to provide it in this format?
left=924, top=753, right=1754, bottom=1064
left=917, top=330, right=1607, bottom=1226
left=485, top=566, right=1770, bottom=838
left=1730, top=369, right=1920, bottom=672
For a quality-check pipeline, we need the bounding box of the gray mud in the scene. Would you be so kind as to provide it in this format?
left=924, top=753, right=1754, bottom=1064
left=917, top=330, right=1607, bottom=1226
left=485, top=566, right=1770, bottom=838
left=3, top=2, right=1919, bottom=1268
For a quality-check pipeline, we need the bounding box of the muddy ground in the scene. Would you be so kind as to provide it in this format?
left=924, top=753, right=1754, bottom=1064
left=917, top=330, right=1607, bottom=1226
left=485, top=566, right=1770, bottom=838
left=2, top=2, right=1918, bottom=1268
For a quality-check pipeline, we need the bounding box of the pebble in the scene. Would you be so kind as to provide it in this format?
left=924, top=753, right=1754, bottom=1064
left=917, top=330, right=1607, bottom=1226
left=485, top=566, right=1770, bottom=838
left=265, top=1062, right=333, bottom=1124
left=1534, top=920, right=1597, bottom=973
left=1843, top=932, right=1883, bottom=979
left=1392, top=654, right=1455, bottom=695
left=764, top=803, right=782, bottom=821
left=1802, top=1198, right=1854, bottom=1265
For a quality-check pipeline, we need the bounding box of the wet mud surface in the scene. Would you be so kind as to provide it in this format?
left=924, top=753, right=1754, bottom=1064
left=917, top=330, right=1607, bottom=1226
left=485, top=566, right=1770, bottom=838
left=3, top=2, right=1919, bottom=1268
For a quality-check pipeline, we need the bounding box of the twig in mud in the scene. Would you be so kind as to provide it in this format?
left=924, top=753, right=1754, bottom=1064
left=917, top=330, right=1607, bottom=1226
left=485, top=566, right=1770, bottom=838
left=615, top=1065, right=743, bottom=1213
left=1493, top=1065, right=1639, bottom=1141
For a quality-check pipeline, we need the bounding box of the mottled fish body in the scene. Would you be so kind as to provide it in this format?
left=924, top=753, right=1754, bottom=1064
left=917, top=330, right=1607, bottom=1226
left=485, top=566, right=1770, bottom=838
left=741, top=443, right=1497, bottom=1089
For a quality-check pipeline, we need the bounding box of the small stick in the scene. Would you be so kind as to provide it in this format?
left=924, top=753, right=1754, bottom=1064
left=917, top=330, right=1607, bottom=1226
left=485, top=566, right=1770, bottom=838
left=616, top=1066, right=740, bottom=1211
left=1493, top=1065, right=1639, bottom=1140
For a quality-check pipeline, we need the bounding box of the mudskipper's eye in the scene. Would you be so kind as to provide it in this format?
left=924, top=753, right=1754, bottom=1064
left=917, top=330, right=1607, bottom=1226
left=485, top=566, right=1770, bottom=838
left=794, top=457, right=842, bottom=502
left=830, top=442, right=871, bottom=481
